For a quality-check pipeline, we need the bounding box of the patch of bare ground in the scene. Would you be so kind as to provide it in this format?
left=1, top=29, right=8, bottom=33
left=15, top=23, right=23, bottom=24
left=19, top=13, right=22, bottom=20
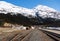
left=0, top=28, right=27, bottom=41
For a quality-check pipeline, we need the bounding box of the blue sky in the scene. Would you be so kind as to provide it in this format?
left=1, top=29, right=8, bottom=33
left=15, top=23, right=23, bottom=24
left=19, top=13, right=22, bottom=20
left=1, top=0, right=60, bottom=11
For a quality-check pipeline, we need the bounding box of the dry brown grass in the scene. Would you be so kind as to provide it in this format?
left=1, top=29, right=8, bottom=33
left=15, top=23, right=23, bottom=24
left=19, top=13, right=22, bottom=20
left=0, top=27, right=27, bottom=41
left=0, top=28, right=23, bottom=32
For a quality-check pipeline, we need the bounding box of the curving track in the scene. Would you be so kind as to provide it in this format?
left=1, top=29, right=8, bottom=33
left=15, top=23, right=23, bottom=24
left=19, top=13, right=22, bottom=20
left=21, top=29, right=55, bottom=41
left=0, top=29, right=60, bottom=41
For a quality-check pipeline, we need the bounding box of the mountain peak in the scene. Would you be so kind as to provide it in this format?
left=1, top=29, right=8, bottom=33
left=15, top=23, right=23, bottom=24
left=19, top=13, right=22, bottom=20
left=0, top=1, right=36, bottom=17
left=34, top=5, right=57, bottom=12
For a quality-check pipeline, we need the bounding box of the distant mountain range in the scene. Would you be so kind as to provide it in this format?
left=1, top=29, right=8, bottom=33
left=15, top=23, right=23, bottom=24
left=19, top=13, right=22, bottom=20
left=0, top=1, right=60, bottom=26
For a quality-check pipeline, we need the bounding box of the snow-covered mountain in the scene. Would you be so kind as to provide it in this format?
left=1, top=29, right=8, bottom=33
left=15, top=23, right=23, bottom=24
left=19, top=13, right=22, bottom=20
left=0, top=1, right=60, bottom=19
left=0, top=1, right=36, bottom=18
left=33, top=5, right=60, bottom=19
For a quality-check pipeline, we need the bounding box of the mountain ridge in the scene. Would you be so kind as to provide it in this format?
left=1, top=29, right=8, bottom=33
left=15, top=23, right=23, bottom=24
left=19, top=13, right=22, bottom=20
left=0, top=1, right=60, bottom=26
left=0, top=1, right=60, bottom=19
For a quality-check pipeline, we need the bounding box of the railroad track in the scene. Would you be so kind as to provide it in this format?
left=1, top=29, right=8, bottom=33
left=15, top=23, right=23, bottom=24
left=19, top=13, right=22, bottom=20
left=11, top=29, right=60, bottom=41
left=21, top=29, right=55, bottom=41
left=0, top=29, right=60, bottom=41
left=40, top=29, right=60, bottom=41
left=0, top=30, right=32, bottom=41
left=21, top=30, right=35, bottom=41
left=10, top=30, right=32, bottom=41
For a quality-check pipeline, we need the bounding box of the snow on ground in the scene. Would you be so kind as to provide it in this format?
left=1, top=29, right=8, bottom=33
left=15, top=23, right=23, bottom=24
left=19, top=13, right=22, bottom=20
left=42, top=27, right=60, bottom=34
